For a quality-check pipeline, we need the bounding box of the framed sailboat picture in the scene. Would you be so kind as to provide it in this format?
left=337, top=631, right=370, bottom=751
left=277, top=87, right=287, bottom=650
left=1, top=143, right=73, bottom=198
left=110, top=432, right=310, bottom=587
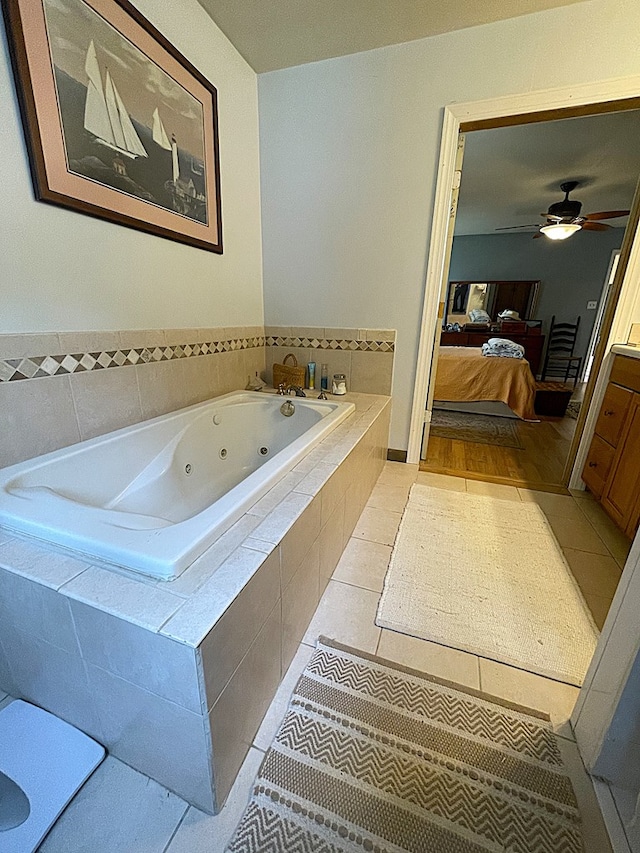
left=2, top=0, right=222, bottom=252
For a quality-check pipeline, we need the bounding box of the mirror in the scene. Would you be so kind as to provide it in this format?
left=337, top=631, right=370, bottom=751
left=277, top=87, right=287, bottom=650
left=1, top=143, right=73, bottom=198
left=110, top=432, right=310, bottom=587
left=444, top=280, right=540, bottom=327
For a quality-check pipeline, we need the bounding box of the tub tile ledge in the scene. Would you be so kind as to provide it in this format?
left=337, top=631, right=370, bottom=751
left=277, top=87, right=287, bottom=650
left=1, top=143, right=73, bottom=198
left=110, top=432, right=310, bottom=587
left=60, top=566, right=185, bottom=632
left=161, top=546, right=271, bottom=647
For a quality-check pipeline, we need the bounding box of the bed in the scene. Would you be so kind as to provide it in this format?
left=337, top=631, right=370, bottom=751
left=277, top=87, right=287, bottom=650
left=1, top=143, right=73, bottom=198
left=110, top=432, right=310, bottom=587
left=433, top=346, right=537, bottom=421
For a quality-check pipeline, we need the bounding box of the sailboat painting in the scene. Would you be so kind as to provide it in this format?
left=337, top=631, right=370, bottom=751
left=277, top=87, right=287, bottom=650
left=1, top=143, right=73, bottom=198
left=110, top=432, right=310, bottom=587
left=3, top=0, right=222, bottom=252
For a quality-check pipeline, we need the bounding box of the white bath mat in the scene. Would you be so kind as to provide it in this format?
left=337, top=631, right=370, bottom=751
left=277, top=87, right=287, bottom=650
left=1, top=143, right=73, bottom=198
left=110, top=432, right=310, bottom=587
left=376, top=484, right=599, bottom=685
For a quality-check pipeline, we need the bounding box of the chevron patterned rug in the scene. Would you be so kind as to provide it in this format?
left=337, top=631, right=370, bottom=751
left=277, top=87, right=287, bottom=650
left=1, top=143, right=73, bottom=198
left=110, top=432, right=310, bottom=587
left=227, top=638, right=584, bottom=852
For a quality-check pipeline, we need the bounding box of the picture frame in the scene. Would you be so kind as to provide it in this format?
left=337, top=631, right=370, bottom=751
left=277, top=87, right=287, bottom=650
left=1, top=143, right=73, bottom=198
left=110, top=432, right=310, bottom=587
left=2, top=0, right=223, bottom=252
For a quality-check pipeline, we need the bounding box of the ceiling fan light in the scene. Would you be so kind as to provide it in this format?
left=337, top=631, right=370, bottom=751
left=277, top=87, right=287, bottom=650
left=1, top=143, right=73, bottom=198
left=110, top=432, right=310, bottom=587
left=540, top=223, right=582, bottom=241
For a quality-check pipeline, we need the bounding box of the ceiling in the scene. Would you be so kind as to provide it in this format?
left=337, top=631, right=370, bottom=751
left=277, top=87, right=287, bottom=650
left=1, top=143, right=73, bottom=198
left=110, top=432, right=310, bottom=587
left=194, top=2, right=640, bottom=238
left=196, top=0, right=590, bottom=73
left=455, top=110, right=640, bottom=237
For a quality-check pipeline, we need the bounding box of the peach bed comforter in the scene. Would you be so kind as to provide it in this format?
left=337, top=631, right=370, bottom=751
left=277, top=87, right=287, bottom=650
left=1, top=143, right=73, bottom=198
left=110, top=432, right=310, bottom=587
left=434, top=347, right=537, bottom=421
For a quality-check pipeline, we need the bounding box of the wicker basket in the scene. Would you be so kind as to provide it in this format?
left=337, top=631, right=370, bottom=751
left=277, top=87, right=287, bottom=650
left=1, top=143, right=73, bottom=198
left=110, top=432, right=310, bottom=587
left=272, top=353, right=306, bottom=390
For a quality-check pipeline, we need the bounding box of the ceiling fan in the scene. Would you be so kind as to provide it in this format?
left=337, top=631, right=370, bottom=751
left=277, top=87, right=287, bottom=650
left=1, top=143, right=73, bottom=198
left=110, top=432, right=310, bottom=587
left=496, top=181, right=630, bottom=240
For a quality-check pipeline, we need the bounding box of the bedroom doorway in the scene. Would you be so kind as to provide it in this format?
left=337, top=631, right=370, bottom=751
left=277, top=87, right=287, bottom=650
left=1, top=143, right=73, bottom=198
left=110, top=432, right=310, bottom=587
left=416, top=109, right=640, bottom=494
left=405, top=83, right=640, bottom=824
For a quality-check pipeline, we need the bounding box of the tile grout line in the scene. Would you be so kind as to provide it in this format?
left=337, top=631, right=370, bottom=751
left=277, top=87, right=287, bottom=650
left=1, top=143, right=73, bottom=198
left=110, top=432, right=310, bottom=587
left=159, top=802, right=190, bottom=853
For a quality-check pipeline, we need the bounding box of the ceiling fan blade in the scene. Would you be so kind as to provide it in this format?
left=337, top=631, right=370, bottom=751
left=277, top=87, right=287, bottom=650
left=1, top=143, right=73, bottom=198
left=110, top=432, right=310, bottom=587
left=540, top=213, right=563, bottom=220
left=532, top=233, right=541, bottom=239
left=495, top=224, right=540, bottom=231
left=585, top=210, right=630, bottom=221
left=582, top=221, right=612, bottom=231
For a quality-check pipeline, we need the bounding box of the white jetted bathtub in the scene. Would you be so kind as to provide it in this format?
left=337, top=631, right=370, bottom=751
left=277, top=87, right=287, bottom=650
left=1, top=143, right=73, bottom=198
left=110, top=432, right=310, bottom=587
left=0, top=391, right=355, bottom=580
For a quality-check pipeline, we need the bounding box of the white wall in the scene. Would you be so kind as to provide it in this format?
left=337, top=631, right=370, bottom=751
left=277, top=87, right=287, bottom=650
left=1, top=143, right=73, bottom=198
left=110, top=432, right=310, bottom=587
left=258, top=0, right=640, bottom=449
left=0, top=0, right=263, bottom=332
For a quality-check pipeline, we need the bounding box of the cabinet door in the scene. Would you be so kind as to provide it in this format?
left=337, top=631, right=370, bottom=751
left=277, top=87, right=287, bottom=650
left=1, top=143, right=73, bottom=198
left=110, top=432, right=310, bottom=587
left=602, top=394, right=640, bottom=533
left=582, top=435, right=616, bottom=499
left=594, top=383, right=633, bottom=447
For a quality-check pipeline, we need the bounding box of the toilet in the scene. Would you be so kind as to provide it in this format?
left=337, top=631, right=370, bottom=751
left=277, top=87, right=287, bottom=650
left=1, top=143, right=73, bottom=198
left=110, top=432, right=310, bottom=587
left=0, top=700, right=105, bottom=852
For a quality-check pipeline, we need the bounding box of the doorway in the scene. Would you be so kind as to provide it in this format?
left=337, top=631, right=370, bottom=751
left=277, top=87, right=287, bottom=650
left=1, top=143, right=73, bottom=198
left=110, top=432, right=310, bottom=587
left=406, top=81, right=640, bottom=810
left=419, top=111, right=640, bottom=493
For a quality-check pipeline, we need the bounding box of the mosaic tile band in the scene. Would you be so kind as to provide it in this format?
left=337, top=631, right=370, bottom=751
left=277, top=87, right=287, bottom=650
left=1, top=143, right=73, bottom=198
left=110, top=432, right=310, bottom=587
left=0, top=337, right=265, bottom=383
left=266, top=336, right=394, bottom=352
left=0, top=335, right=393, bottom=383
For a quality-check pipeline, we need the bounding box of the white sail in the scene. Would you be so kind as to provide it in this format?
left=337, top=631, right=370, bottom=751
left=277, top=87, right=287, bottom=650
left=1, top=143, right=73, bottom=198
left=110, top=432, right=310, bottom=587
left=171, top=136, right=180, bottom=183
left=83, top=40, right=113, bottom=145
left=152, top=108, right=171, bottom=150
left=104, top=71, right=127, bottom=151
left=83, top=41, right=147, bottom=159
left=112, top=81, right=148, bottom=158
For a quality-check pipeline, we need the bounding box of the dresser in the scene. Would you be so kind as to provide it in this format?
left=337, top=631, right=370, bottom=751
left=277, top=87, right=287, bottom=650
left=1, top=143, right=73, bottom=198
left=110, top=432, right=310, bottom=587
left=440, top=330, right=545, bottom=375
left=582, top=354, right=640, bottom=539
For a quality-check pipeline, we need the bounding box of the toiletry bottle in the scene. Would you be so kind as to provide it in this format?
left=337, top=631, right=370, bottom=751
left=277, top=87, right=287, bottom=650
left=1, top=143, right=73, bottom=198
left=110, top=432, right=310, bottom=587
left=308, top=362, right=316, bottom=390
left=321, top=364, right=328, bottom=390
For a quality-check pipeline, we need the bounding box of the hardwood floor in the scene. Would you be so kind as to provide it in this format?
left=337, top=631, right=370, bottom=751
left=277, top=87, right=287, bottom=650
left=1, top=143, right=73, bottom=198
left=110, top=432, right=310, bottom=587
left=421, top=414, right=579, bottom=492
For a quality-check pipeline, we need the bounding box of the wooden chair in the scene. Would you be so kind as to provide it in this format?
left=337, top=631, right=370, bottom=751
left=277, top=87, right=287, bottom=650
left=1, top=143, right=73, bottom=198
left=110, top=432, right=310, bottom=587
left=541, top=315, right=582, bottom=386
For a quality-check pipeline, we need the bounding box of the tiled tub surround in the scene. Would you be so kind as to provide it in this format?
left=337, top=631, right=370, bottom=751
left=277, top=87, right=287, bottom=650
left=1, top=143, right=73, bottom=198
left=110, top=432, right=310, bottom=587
left=265, top=325, right=396, bottom=396
left=0, top=327, right=266, bottom=469
left=0, top=392, right=390, bottom=813
left=0, top=326, right=396, bottom=469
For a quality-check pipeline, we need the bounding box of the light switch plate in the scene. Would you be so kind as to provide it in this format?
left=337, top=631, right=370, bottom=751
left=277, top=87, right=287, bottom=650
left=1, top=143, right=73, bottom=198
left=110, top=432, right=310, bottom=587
left=587, top=300, right=598, bottom=310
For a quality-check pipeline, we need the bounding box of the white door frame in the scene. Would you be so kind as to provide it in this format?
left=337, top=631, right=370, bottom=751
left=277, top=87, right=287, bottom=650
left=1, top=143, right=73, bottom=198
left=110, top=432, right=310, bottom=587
left=407, top=76, right=640, bottom=467
left=584, top=250, right=621, bottom=383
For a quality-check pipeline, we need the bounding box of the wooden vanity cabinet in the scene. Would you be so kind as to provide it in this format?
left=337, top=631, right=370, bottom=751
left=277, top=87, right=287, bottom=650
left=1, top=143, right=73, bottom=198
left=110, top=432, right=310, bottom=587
left=583, top=355, right=640, bottom=539
left=602, top=396, right=640, bottom=536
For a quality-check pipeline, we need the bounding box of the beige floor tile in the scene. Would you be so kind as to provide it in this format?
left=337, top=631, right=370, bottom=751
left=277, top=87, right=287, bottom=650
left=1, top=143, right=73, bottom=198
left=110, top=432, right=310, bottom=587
left=377, top=462, right=418, bottom=486
left=377, top=630, right=479, bottom=689
left=366, top=482, right=411, bottom=513
left=569, top=488, right=596, bottom=501
left=415, top=472, right=467, bottom=492
left=608, top=783, right=637, bottom=825
left=563, top=548, right=623, bottom=600
left=465, top=480, right=522, bottom=501
left=253, top=643, right=315, bottom=752
left=479, top=658, right=580, bottom=738
left=332, top=537, right=392, bottom=592
left=576, top=498, right=615, bottom=528
left=596, top=523, right=632, bottom=569
left=583, top=593, right=613, bottom=631
left=518, top=489, right=586, bottom=521
left=546, top=513, right=609, bottom=555
left=164, top=747, right=264, bottom=853
left=352, top=506, right=402, bottom=546
left=40, top=756, right=188, bottom=853
left=576, top=500, right=632, bottom=567
left=303, top=580, right=381, bottom=653
left=556, top=738, right=613, bottom=853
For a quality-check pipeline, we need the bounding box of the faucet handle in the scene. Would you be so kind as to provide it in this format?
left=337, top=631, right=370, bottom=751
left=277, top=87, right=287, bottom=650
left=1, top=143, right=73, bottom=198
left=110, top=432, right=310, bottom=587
left=317, top=389, right=327, bottom=400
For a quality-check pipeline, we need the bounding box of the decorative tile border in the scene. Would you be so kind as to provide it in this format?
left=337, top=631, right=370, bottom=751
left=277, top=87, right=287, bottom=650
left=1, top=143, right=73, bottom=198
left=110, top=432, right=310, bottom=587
left=0, top=336, right=265, bottom=383
left=265, top=336, right=394, bottom=352
left=0, top=329, right=394, bottom=383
